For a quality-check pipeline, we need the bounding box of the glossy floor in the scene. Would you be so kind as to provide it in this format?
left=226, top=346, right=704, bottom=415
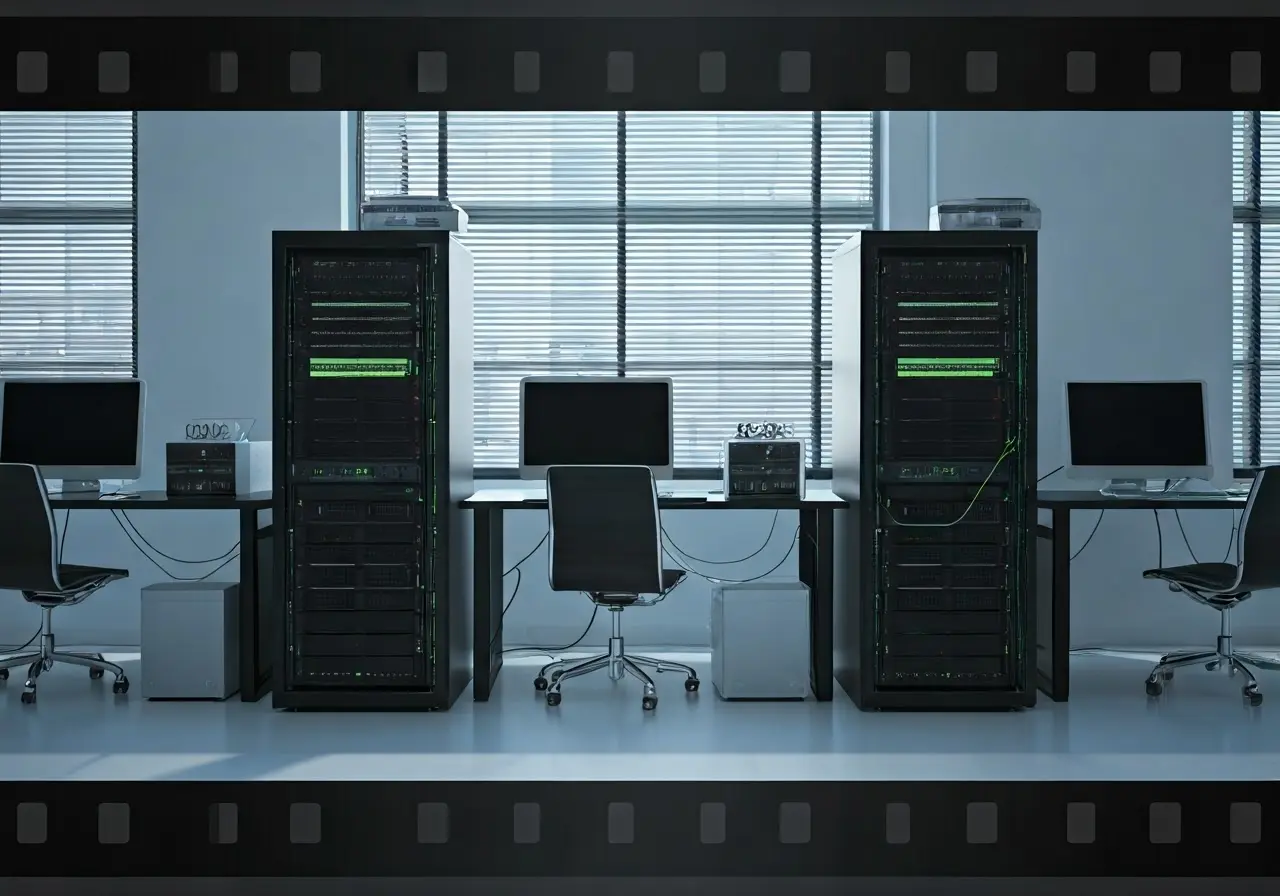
left=2, top=651, right=1278, bottom=781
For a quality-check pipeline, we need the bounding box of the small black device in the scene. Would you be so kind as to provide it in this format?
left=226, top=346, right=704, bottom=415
left=166, top=441, right=271, bottom=497
left=723, top=439, right=806, bottom=499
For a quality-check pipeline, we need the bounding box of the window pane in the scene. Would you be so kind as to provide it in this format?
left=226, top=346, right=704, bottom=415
left=0, top=112, right=136, bottom=377
left=361, top=110, right=877, bottom=471
left=626, top=222, right=814, bottom=467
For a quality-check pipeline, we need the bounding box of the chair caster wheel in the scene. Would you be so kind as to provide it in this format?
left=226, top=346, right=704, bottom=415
left=684, top=678, right=700, bottom=693
left=112, top=678, right=129, bottom=695
left=1244, top=686, right=1263, bottom=707
left=1206, top=661, right=1221, bottom=671
left=20, top=690, right=36, bottom=705
left=642, top=695, right=658, bottom=711
left=0, top=668, right=8, bottom=681
left=534, top=676, right=548, bottom=691
left=90, top=668, right=104, bottom=680
left=1145, top=678, right=1163, bottom=697
left=1161, top=670, right=1174, bottom=680
left=546, top=692, right=562, bottom=707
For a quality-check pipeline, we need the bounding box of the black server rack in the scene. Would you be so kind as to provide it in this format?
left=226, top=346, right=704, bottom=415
left=271, top=231, right=474, bottom=710
left=831, top=230, right=1036, bottom=710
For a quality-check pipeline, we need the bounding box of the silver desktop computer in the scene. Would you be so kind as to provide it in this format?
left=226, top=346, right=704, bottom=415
left=1064, top=379, right=1213, bottom=496
left=0, top=378, right=147, bottom=495
left=517, top=376, right=675, bottom=482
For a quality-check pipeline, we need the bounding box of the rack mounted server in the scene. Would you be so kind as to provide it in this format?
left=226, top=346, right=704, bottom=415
left=831, top=230, right=1037, bottom=710
left=272, top=231, right=474, bottom=710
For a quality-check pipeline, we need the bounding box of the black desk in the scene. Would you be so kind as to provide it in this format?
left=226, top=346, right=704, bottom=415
left=461, top=487, right=849, bottom=702
left=48, top=490, right=274, bottom=702
left=1035, top=489, right=1246, bottom=702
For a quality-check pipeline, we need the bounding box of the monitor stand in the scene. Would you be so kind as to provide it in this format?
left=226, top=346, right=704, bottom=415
left=1101, top=479, right=1154, bottom=497
left=61, top=479, right=102, bottom=496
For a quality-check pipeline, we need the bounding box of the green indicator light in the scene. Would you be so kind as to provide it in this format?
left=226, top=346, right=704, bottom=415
left=898, top=371, right=995, bottom=378
left=309, top=357, right=413, bottom=378
left=897, top=302, right=999, bottom=308
left=896, top=357, right=999, bottom=378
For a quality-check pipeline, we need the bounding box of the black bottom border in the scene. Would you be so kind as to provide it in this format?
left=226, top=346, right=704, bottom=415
left=0, top=781, right=1276, bottom=876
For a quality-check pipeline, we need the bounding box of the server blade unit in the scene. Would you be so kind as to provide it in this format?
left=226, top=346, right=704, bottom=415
left=272, top=231, right=475, bottom=710
left=831, top=231, right=1036, bottom=711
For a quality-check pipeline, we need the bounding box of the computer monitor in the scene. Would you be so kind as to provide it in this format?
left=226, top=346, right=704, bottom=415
left=518, top=376, right=674, bottom=481
left=1064, top=379, right=1212, bottom=493
left=0, top=378, right=147, bottom=494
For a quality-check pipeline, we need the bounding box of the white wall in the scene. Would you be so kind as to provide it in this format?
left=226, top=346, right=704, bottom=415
left=0, top=111, right=1260, bottom=653
left=0, top=112, right=350, bottom=649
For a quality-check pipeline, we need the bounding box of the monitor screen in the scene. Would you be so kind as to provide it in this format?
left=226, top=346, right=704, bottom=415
left=1066, top=381, right=1208, bottom=468
left=0, top=380, right=144, bottom=469
left=521, top=378, right=672, bottom=471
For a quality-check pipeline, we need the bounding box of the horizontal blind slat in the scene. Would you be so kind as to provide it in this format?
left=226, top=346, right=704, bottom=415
left=360, top=110, right=875, bottom=471
left=0, top=112, right=135, bottom=378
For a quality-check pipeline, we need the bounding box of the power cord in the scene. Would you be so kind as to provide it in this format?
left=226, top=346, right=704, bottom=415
left=1170, top=508, right=1239, bottom=565
left=1038, top=465, right=1065, bottom=483
left=663, top=527, right=800, bottom=587
left=662, top=510, right=780, bottom=565
left=491, top=531, right=551, bottom=642
left=1070, top=511, right=1106, bottom=562
left=502, top=604, right=601, bottom=658
left=108, top=510, right=240, bottom=582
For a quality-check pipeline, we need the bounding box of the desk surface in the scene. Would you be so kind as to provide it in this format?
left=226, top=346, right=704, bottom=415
left=1037, top=489, right=1246, bottom=511
left=48, top=490, right=273, bottom=511
left=462, top=484, right=848, bottom=510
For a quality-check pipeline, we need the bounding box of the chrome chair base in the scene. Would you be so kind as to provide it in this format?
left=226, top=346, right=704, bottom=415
left=0, top=606, right=130, bottom=704
left=1143, top=647, right=1280, bottom=706
left=1075, top=615, right=1280, bottom=707
left=533, top=610, right=700, bottom=711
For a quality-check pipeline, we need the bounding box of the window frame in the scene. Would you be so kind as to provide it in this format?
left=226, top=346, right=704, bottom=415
left=0, top=111, right=139, bottom=379
left=357, top=111, right=879, bottom=480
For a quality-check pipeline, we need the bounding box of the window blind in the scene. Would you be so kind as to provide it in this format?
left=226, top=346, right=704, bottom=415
left=1232, top=111, right=1280, bottom=466
left=360, top=110, right=876, bottom=473
left=0, top=112, right=137, bottom=377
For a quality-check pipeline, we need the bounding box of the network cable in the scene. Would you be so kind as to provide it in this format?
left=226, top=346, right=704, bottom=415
left=1068, top=512, right=1106, bottom=562
left=880, top=439, right=1017, bottom=529
left=1037, top=465, right=1065, bottom=483
left=118, top=510, right=239, bottom=565
left=662, top=510, right=780, bottom=565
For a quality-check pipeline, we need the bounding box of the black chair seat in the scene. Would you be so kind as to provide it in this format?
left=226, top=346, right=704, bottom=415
left=662, top=569, right=686, bottom=591
left=1143, top=562, right=1239, bottom=593
left=591, top=592, right=642, bottom=606
left=26, top=564, right=130, bottom=600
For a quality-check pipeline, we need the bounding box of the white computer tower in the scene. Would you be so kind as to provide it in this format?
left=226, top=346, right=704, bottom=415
left=710, top=581, right=810, bottom=700
left=140, top=582, right=240, bottom=700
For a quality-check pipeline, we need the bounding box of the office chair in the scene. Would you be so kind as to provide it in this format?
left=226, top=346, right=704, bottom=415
left=0, top=463, right=131, bottom=704
left=1137, top=466, right=1280, bottom=706
left=534, top=465, right=699, bottom=711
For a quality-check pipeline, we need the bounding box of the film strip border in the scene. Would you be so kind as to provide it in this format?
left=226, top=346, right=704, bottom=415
left=0, top=780, right=1277, bottom=876
left=0, top=16, right=1276, bottom=110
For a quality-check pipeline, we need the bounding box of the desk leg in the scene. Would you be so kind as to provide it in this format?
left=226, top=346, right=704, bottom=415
left=1034, top=508, right=1072, bottom=702
left=800, top=507, right=834, bottom=702
left=238, top=508, right=270, bottom=702
left=473, top=507, right=504, bottom=701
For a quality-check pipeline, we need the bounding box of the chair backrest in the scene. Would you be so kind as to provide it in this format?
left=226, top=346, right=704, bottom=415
left=1236, top=466, right=1280, bottom=591
left=0, top=463, right=61, bottom=592
left=546, top=465, right=663, bottom=594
